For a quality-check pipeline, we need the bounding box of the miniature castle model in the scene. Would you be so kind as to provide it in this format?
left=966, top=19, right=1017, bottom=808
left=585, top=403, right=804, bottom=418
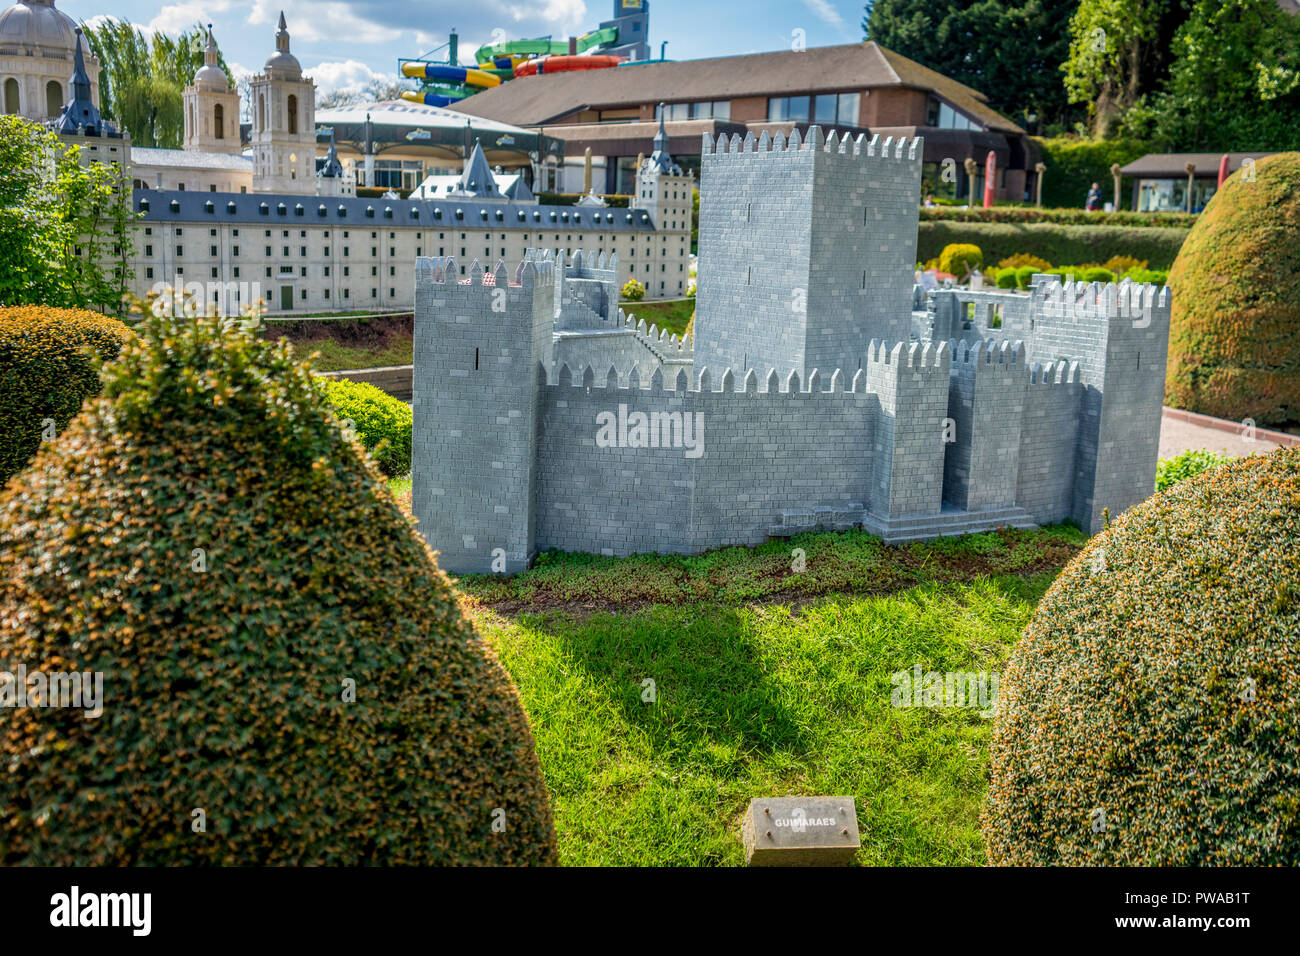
left=413, top=126, right=1172, bottom=574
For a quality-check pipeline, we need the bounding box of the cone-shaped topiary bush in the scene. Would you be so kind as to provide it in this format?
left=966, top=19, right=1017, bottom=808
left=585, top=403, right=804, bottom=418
left=984, top=449, right=1300, bottom=865
left=1166, top=152, right=1300, bottom=426
left=0, top=306, right=133, bottom=486
left=0, top=313, right=556, bottom=865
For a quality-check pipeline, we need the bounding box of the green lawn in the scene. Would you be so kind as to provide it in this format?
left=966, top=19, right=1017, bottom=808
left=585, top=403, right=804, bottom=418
left=294, top=334, right=413, bottom=372
left=619, top=297, right=695, bottom=337
left=450, top=526, right=1085, bottom=866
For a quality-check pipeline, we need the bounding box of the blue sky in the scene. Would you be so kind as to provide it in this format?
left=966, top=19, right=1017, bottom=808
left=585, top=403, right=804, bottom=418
left=59, top=0, right=866, bottom=95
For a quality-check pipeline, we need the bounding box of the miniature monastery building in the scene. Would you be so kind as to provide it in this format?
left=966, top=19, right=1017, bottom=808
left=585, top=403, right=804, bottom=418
left=14, top=3, right=692, bottom=311
left=412, top=127, right=1172, bottom=572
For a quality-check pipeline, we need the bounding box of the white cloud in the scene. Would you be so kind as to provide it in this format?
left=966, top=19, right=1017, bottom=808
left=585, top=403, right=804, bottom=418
left=149, top=0, right=240, bottom=36
left=307, top=58, right=389, bottom=95
left=247, top=0, right=402, bottom=45
left=802, top=0, right=848, bottom=33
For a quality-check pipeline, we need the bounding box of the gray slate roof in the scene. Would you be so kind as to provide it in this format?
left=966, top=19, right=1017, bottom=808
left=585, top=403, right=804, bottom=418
left=134, top=189, right=657, bottom=231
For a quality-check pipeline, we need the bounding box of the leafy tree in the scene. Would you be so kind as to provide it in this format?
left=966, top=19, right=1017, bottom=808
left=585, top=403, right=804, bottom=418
left=0, top=115, right=135, bottom=311
left=864, top=1, right=1081, bottom=130
left=81, top=18, right=227, bottom=149
left=1147, top=0, right=1300, bottom=150
left=1063, top=0, right=1192, bottom=136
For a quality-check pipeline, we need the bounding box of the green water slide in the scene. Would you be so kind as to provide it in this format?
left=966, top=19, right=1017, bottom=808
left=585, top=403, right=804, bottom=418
left=474, top=26, right=618, bottom=65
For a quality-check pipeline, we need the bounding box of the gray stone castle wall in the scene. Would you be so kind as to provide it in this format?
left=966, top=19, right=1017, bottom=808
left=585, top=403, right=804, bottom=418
left=410, top=125, right=1174, bottom=572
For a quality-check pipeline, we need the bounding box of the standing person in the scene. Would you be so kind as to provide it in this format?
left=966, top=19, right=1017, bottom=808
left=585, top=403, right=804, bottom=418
left=1085, top=182, right=1102, bottom=211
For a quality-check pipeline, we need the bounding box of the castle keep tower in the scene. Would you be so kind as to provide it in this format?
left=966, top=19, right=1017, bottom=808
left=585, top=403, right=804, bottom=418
left=250, top=12, right=315, bottom=193
left=694, top=128, right=922, bottom=380
left=183, top=26, right=240, bottom=155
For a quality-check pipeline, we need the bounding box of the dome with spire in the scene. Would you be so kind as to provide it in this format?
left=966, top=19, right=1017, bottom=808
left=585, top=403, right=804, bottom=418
left=193, top=24, right=229, bottom=92
left=0, top=0, right=77, bottom=56
left=263, top=11, right=301, bottom=76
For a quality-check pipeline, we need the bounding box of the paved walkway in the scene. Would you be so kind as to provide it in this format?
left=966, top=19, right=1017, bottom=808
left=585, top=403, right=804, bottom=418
left=1159, top=407, right=1297, bottom=459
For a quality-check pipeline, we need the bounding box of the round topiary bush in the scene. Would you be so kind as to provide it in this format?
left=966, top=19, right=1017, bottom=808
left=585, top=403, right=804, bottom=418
left=319, top=377, right=412, bottom=477
left=939, top=242, right=983, bottom=279
left=984, top=449, right=1300, bottom=865
left=0, top=306, right=133, bottom=486
left=1014, top=265, right=1038, bottom=289
left=996, top=269, right=1019, bottom=290
left=0, top=313, right=557, bottom=865
left=1167, top=152, right=1300, bottom=426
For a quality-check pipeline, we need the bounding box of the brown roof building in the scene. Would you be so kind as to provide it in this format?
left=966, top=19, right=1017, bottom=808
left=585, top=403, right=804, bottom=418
left=452, top=41, right=1039, bottom=202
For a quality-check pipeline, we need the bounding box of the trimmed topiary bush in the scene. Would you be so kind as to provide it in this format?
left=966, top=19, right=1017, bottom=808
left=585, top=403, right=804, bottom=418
left=1014, top=266, right=1038, bottom=289
left=1080, top=266, right=1116, bottom=284
left=319, top=377, right=412, bottom=478
left=995, top=269, right=1019, bottom=289
left=1166, top=152, right=1300, bottom=427
left=984, top=449, right=1300, bottom=865
left=0, top=306, right=133, bottom=486
left=938, top=242, right=983, bottom=279
left=997, top=253, right=1052, bottom=272
left=0, top=313, right=557, bottom=865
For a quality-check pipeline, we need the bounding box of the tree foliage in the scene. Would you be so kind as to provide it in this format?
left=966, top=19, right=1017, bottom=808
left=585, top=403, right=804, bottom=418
left=0, top=115, right=135, bottom=311
left=81, top=18, right=228, bottom=149
left=864, top=0, right=1080, bottom=130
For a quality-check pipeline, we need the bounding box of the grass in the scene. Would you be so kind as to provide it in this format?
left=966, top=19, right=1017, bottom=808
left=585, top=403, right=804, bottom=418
left=295, top=334, right=413, bottom=372
left=619, top=297, right=696, bottom=337
left=440, top=524, right=1086, bottom=866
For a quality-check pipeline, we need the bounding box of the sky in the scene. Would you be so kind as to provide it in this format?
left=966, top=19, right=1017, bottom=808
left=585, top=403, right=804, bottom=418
left=58, top=0, right=866, bottom=97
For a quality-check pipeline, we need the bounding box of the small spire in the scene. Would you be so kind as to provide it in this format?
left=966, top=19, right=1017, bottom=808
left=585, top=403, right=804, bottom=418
left=276, top=11, right=290, bottom=52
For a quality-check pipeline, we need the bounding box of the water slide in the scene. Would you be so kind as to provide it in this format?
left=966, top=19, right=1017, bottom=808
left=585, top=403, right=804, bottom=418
left=400, top=25, right=628, bottom=108
left=512, top=54, right=625, bottom=77
left=473, top=27, right=618, bottom=66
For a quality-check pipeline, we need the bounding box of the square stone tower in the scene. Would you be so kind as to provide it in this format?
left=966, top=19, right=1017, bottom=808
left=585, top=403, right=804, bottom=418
left=694, top=128, right=922, bottom=379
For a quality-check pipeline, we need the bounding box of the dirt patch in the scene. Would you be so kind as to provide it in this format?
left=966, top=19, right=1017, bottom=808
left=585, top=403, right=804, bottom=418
left=262, top=314, right=413, bottom=351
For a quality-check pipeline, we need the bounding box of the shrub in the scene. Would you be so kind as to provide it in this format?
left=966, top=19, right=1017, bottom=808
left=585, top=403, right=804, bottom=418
left=995, top=270, right=1019, bottom=290
left=621, top=278, right=645, bottom=301
left=1080, top=267, right=1116, bottom=284
left=938, top=243, right=983, bottom=279
left=319, top=378, right=412, bottom=478
left=1128, top=268, right=1168, bottom=286
left=1154, top=449, right=1232, bottom=492
left=0, top=306, right=133, bottom=486
left=984, top=449, right=1300, bottom=865
left=0, top=312, right=557, bottom=865
left=1013, top=266, right=1038, bottom=290
left=917, top=221, right=1190, bottom=271
left=1103, top=254, right=1147, bottom=276
left=1166, top=153, right=1300, bottom=426
left=997, top=253, right=1052, bottom=271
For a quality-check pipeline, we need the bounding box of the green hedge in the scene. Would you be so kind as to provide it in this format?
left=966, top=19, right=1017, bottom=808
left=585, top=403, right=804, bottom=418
left=319, top=378, right=412, bottom=478
left=537, top=192, right=631, bottom=208
left=917, top=221, right=1190, bottom=271
left=0, top=306, right=133, bottom=486
left=1033, top=135, right=1153, bottom=210
left=920, top=206, right=1197, bottom=228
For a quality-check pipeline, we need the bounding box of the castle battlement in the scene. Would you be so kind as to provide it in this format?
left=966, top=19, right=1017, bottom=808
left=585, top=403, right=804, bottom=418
left=867, top=338, right=951, bottom=371
left=1034, top=276, right=1170, bottom=326
left=415, top=255, right=556, bottom=290
left=703, top=128, right=922, bottom=164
